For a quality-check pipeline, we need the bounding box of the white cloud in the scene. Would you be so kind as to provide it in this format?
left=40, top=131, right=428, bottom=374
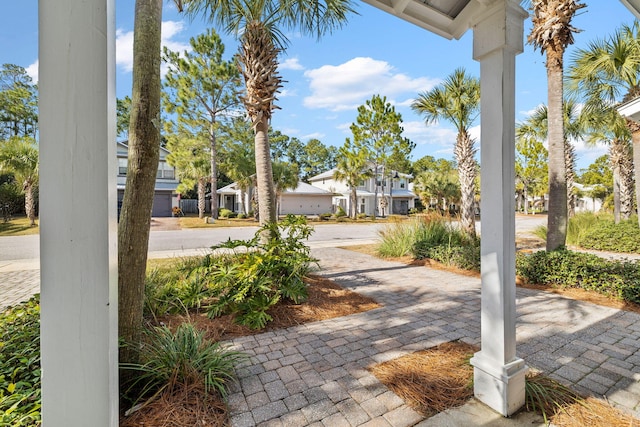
left=25, top=60, right=38, bottom=83
left=280, top=57, right=304, bottom=71
left=402, top=120, right=457, bottom=147
left=302, top=132, right=325, bottom=140
left=279, top=88, right=296, bottom=98
left=303, top=57, right=440, bottom=111
left=116, top=20, right=191, bottom=73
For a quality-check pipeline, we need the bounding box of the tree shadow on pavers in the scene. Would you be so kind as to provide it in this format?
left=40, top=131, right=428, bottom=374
left=514, top=287, right=640, bottom=412
left=319, top=263, right=422, bottom=279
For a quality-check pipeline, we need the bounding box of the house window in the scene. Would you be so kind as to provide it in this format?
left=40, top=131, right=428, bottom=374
left=157, top=161, right=175, bottom=179
left=118, top=158, right=127, bottom=176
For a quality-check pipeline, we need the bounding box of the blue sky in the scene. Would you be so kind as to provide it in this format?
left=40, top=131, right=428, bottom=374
left=1, top=1, right=637, bottom=170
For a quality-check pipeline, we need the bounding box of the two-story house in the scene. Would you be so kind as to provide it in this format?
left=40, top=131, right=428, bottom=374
left=117, top=141, right=180, bottom=217
left=309, top=166, right=415, bottom=216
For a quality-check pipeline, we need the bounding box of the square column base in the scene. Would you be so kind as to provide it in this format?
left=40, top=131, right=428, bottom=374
left=470, top=352, right=527, bottom=416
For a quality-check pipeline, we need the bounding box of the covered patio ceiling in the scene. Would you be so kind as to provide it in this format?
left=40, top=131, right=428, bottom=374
left=360, top=0, right=475, bottom=39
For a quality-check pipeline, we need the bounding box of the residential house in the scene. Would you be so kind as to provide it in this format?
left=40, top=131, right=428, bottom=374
left=217, top=180, right=333, bottom=216
left=117, top=141, right=180, bottom=217
left=309, top=166, right=415, bottom=216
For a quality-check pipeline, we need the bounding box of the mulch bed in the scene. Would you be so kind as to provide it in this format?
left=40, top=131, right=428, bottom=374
left=120, top=275, right=380, bottom=427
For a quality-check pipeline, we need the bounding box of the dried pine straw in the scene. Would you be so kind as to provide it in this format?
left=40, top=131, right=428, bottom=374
left=120, top=383, right=228, bottom=427
left=369, top=341, right=478, bottom=417
left=158, top=274, right=381, bottom=342
left=552, top=397, right=640, bottom=427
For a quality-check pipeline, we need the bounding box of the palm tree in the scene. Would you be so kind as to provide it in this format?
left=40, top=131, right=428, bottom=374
left=181, top=0, right=356, bottom=228
left=272, top=161, right=299, bottom=217
left=413, top=171, right=460, bottom=215
left=527, top=0, right=585, bottom=250
left=519, top=100, right=585, bottom=217
left=581, top=105, right=633, bottom=223
left=219, top=117, right=256, bottom=215
left=568, top=22, right=640, bottom=226
left=412, top=68, right=479, bottom=237
left=0, top=136, right=38, bottom=226
left=334, top=139, right=372, bottom=219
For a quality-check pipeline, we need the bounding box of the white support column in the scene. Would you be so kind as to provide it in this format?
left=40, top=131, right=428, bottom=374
left=470, top=0, right=528, bottom=417
left=39, top=0, right=118, bottom=425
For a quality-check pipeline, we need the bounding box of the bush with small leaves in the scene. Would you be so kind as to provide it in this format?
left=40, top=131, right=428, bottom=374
left=0, top=297, right=41, bottom=426
left=516, top=249, right=640, bottom=304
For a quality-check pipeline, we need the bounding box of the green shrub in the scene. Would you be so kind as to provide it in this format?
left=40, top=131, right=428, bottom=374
left=319, top=212, right=332, bottom=221
left=516, top=250, right=640, bottom=304
left=334, top=206, right=347, bottom=217
left=0, top=297, right=41, bottom=426
left=427, top=241, right=481, bottom=271
left=203, top=215, right=316, bottom=329
left=121, top=323, right=244, bottom=404
left=144, top=257, right=210, bottom=319
left=237, top=213, right=247, bottom=219
left=580, top=217, right=640, bottom=253
left=356, top=213, right=367, bottom=220
left=219, top=208, right=233, bottom=219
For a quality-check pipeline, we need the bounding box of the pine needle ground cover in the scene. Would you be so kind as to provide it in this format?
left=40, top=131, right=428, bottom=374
left=369, top=341, right=640, bottom=426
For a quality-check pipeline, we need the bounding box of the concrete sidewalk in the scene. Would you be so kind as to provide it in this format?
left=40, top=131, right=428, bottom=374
left=3, top=246, right=640, bottom=425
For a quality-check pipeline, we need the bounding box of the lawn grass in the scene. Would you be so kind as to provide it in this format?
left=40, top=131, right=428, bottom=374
left=0, top=216, right=39, bottom=236
left=178, top=215, right=258, bottom=228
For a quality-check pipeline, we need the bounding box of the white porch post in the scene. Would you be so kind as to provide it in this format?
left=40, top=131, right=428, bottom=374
left=469, top=0, right=528, bottom=417
left=39, top=0, right=118, bottom=425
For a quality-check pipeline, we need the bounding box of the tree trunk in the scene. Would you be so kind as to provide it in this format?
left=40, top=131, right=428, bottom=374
left=197, top=178, right=206, bottom=219
left=118, top=0, right=162, bottom=366
left=613, top=164, right=621, bottom=223
left=24, top=181, right=36, bottom=226
left=210, top=122, right=218, bottom=220
left=565, top=141, right=576, bottom=218
left=523, top=187, right=529, bottom=215
left=350, top=187, right=357, bottom=219
left=254, top=119, right=276, bottom=227
left=545, top=49, right=567, bottom=251
left=629, top=121, right=640, bottom=227
left=455, top=131, right=477, bottom=238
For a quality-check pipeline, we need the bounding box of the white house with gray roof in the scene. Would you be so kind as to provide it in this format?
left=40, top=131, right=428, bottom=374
left=309, top=167, right=416, bottom=216
left=217, top=180, right=333, bottom=216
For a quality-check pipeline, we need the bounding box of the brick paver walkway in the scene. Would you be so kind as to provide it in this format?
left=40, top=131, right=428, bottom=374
left=0, top=269, right=39, bottom=310
left=225, top=247, right=640, bottom=426
left=3, top=246, right=640, bottom=426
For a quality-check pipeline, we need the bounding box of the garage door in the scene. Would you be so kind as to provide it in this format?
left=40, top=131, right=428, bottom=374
left=152, top=192, right=172, bottom=217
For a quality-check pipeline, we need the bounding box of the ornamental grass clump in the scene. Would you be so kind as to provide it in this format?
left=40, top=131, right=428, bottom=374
left=121, top=322, right=245, bottom=406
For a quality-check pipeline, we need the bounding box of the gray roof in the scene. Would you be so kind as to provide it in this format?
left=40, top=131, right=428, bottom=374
left=308, top=169, right=336, bottom=181
left=283, top=182, right=333, bottom=195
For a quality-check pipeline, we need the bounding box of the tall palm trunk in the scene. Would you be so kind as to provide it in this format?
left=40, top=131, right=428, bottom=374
left=197, top=177, right=206, bottom=218
left=238, top=21, right=281, bottom=228
left=629, top=120, right=640, bottom=228
left=455, top=130, right=477, bottom=238
left=118, top=0, right=163, bottom=365
left=565, top=141, right=576, bottom=217
left=24, top=181, right=36, bottom=226
left=254, top=121, right=276, bottom=224
left=350, top=187, right=357, bottom=219
left=610, top=138, right=633, bottom=222
left=546, top=51, right=567, bottom=251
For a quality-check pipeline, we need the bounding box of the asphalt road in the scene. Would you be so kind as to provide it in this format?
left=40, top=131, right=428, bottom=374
left=0, top=215, right=547, bottom=262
